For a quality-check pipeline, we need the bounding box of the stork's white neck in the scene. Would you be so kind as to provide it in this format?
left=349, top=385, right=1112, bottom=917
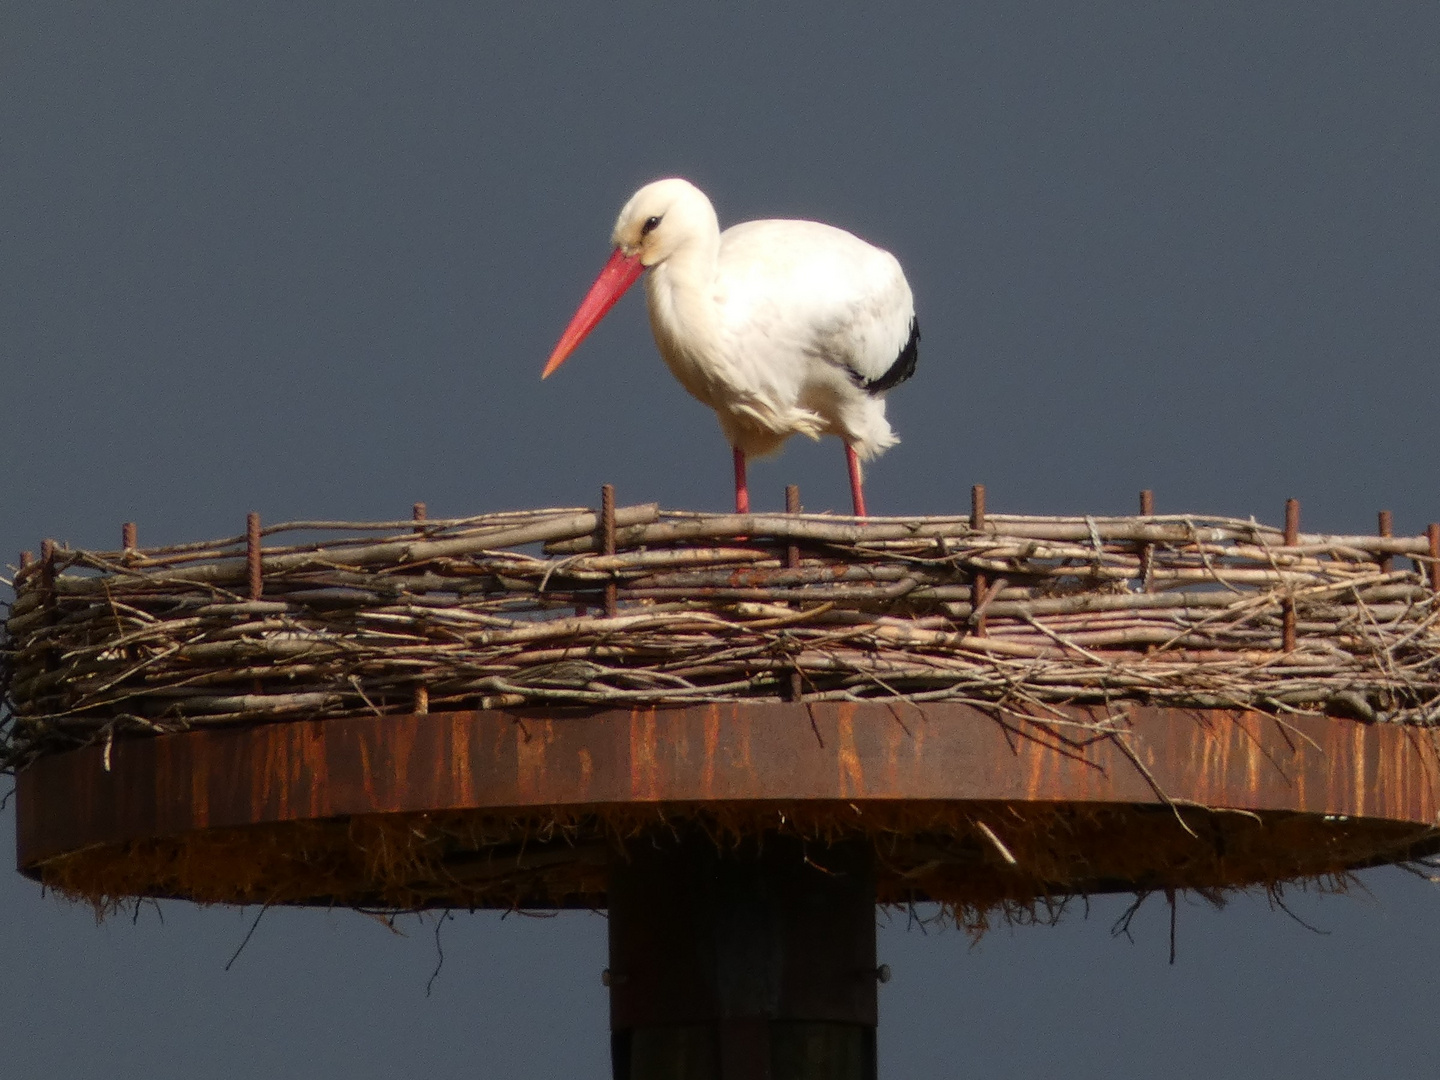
left=646, top=236, right=717, bottom=335
left=642, top=206, right=727, bottom=405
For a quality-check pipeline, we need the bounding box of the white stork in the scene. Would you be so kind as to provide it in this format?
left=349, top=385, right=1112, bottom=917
left=542, top=178, right=918, bottom=517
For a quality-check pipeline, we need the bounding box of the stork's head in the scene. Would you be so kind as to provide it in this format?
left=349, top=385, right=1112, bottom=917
left=543, top=178, right=717, bottom=378
left=610, top=178, right=717, bottom=267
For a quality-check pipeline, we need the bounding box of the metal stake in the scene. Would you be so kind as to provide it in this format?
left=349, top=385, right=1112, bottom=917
left=971, top=485, right=987, bottom=637
left=602, top=484, right=617, bottom=617
left=1282, top=499, right=1299, bottom=652
left=1139, top=490, right=1155, bottom=593
left=246, top=512, right=262, bottom=601
left=412, top=503, right=430, bottom=713
left=785, top=484, right=802, bottom=701
left=1429, top=524, right=1440, bottom=592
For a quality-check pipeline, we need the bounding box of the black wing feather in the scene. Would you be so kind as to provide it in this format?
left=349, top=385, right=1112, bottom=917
left=860, top=316, right=919, bottom=395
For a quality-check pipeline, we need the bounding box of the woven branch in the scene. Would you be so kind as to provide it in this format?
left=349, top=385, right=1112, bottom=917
left=5, top=504, right=1440, bottom=773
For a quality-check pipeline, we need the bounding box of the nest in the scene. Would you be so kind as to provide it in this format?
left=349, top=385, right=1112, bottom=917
left=5, top=502, right=1440, bottom=773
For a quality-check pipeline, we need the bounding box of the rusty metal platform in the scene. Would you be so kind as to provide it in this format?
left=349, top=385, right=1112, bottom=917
left=15, top=703, right=1440, bottom=908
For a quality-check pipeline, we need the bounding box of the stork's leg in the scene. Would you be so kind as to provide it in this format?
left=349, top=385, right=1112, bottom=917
left=845, top=444, right=868, bottom=518
left=733, top=446, right=751, bottom=514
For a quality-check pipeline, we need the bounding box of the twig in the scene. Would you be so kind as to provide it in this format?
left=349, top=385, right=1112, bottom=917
left=974, top=820, right=1018, bottom=866
left=427, top=909, right=453, bottom=996
left=225, top=903, right=270, bottom=971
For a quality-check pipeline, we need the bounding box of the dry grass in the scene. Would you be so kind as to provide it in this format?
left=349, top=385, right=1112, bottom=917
left=30, top=801, right=1427, bottom=927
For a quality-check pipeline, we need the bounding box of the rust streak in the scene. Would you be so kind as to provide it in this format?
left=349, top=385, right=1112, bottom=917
left=630, top=708, right=660, bottom=802
left=516, top=719, right=551, bottom=802
left=837, top=704, right=863, bottom=798
left=702, top=705, right=720, bottom=800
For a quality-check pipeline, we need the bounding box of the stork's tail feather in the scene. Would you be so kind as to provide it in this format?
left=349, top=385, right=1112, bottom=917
left=849, top=428, right=899, bottom=463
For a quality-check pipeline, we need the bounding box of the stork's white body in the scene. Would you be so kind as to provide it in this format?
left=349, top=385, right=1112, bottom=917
left=644, top=211, right=915, bottom=462
left=544, top=178, right=918, bottom=516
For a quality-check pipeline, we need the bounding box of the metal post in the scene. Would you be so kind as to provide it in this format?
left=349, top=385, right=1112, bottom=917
left=1429, top=523, right=1440, bottom=592
left=607, top=831, right=878, bottom=1080
left=412, top=503, right=430, bottom=714
left=1138, top=490, right=1155, bottom=594
left=785, top=485, right=803, bottom=702
left=1282, top=499, right=1299, bottom=652
left=246, top=512, right=263, bottom=602
left=971, top=485, right=987, bottom=637
left=602, top=484, right=618, bottom=617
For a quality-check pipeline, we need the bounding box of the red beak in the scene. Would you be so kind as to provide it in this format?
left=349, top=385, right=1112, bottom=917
left=542, top=248, right=646, bottom=379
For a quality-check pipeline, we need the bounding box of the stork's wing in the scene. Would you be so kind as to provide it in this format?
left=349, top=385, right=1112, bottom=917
left=716, top=219, right=917, bottom=393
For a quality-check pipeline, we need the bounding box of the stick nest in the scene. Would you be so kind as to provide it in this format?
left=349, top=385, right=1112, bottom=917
left=5, top=503, right=1440, bottom=773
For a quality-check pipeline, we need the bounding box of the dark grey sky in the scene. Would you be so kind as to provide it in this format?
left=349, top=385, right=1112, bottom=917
left=4, top=5, right=1439, bottom=1077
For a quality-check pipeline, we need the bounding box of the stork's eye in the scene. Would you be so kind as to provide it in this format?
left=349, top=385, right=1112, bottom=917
left=641, top=215, right=662, bottom=236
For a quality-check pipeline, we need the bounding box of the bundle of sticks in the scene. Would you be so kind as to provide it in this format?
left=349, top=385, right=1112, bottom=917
left=5, top=497, right=1439, bottom=772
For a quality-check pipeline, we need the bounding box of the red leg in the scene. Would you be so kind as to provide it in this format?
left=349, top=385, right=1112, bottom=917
left=733, top=446, right=750, bottom=514
left=845, top=444, right=867, bottom=517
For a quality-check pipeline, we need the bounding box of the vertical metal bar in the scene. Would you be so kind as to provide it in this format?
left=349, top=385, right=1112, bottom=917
left=411, top=503, right=430, bottom=714
left=37, top=541, right=57, bottom=680
left=39, top=540, right=57, bottom=640
left=784, top=484, right=802, bottom=702
left=1429, top=523, right=1440, bottom=592
left=1282, top=498, right=1298, bottom=652
left=602, top=484, right=617, bottom=618
left=971, top=485, right=987, bottom=637
left=246, top=512, right=263, bottom=602
left=40, top=539, right=55, bottom=593
left=122, top=522, right=137, bottom=551
left=1377, top=510, right=1393, bottom=575
left=245, top=514, right=264, bottom=697
left=1138, top=490, right=1155, bottom=594
left=785, top=485, right=801, bottom=570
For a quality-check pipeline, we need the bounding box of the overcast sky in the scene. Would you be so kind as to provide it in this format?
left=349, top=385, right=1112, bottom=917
left=4, top=5, right=1440, bottom=1077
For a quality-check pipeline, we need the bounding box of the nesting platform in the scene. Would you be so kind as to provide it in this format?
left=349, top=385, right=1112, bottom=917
left=13, top=701, right=1440, bottom=918
left=6, top=496, right=1440, bottom=915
